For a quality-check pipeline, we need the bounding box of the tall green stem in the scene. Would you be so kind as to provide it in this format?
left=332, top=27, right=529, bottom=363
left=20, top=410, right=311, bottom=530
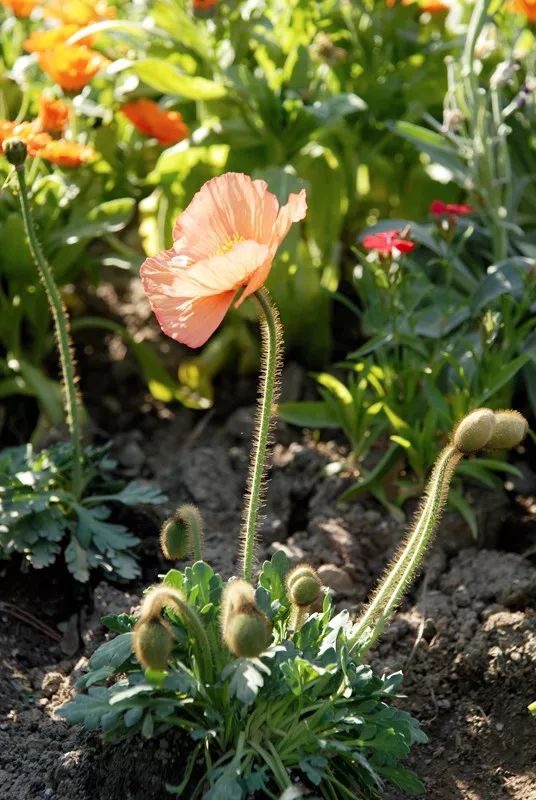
left=14, top=163, right=83, bottom=499
left=351, top=444, right=462, bottom=655
left=241, top=288, right=283, bottom=582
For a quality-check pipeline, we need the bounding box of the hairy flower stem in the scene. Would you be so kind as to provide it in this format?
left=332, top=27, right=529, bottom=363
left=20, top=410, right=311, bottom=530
left=352, top=445, right=463, bottom=655
left=241, top=288, right=283, bottom=582
left=14, top=164, right=83, bottom=499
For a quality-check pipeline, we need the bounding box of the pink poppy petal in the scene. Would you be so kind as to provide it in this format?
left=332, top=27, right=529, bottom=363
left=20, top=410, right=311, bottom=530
left=173, top=240, right=271, bottom=297
left=270, top=189, right=308, bottom=249
left=237, top=188, right=307, bottom=304
left=149, top=291, right=236, bottom=348
left=172, top=173, right=280, bottom=262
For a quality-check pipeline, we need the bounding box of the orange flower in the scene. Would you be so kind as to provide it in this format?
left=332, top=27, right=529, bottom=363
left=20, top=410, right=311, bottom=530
left=24, top=25, right=93, bottom=54
left=43, top=0, right=115, bottom=25
left=0, top=120, right=52, bottom=156
left=38, top=45, right=110, bottom=91
left=0, top=0, right=40, bottom=17
left=387, top=0, right=448, bottom=9
left=39, top=140, right=94, bottom=166
left=422, top=1, right=448, bottom=10
left=121, top=99, right=190, bottom=146
left=511, top=0, right=536, bottom=21
left=38, top=96, right=70, bottom=133
left=141, top=173, right=307, bottom=348
left=193, top=0, right=218, bottom=9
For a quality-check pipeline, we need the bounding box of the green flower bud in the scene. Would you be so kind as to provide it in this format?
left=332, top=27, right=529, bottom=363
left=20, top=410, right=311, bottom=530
left=133, top=618, right=173, bottom=671
left=223, top=610, right=271, bottom=658
left=486, top=410, right=528, bottom=451
left=3, top=138, right=28, bottom=167
left=221, top=579, right=271, bottom=657
left=160, top=517, right=189, bottom=560
left=453, top=408, right=495, bottom=453
left=286, top=564, right=322, bottom=607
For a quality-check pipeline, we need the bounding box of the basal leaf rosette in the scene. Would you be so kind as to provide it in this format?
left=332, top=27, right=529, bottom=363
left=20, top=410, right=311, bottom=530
left=60, top=552, right=427, bottom=799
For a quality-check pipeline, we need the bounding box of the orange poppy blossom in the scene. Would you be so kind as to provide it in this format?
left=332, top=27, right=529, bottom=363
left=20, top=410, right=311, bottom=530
left=24, top=25, right=93, bottom=54
left=38, top=96, right=70, bottom=133
left=121, top=99, right=190, bottom=146
left=43, top=0, right=115, bottom=25
left=38, top=45, right=110, bottom=92
left=511, top=0, right=536, bottom=21
left=39, top=140, right=94, bottom=166
left=141, top=172, right=307, bottom=348
left=0, top=0, right=40, bottom=17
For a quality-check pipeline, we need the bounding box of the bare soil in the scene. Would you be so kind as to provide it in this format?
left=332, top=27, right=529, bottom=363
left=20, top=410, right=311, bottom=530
left=1, top=404, right=535, bottom=800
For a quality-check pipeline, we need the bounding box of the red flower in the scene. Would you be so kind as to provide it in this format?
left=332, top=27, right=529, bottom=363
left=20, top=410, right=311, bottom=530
left=362, top=229, right=415, bottom=255
left=430, top=200, right=473, bottom=216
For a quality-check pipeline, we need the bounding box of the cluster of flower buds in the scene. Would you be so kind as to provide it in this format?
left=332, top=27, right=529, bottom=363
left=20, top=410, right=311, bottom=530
left=452, top=408, right=528, bottom=454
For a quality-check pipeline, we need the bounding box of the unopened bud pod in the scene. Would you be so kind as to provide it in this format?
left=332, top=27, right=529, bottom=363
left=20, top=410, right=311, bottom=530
left=221, top=579, right=271, bottom=657
left=486, top=410, right=528, bottom=450
left=453, top=408, right=495, bottom=453
left=286, top=564, right=322, bottom=607
left=3, top=138, right=27, bottom=167
left=223, top=610, right=271, bottom=658
left=160, top=517, right=189, bottom=560
left=133, top=618, right=173, bottom=671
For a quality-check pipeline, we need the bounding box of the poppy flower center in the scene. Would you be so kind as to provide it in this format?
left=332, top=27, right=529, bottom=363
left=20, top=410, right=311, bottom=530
left=215, top=233, right=245, bottom=256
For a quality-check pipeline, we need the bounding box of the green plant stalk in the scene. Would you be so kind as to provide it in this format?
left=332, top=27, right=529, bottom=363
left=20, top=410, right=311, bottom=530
left=351, top=444, right=462, bottom=654
left=241, top=288, right=283, bottom=582
left=14, top=164, right=83, bottom=499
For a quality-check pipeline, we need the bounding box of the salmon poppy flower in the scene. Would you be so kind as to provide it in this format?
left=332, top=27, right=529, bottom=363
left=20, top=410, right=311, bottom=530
left=511, top=0, right=536, bottom=21
left=141, top=172, right=307, bottom=348
left=24, top=25, right=93, bottom=54
left=38, top=96, right=70, bottom=133
left=430, top=200, right=473, bottom=216
left=43, top=0, right=115, bottom=25
left=38, top=45, right=110, bottom=92
left=362, top=229, right=415, bottom=255
left=39, top=140, right=94, bottom=166
left=0, top=0, right=40, bottom=17
left=121, top=99, right=190, bottom=147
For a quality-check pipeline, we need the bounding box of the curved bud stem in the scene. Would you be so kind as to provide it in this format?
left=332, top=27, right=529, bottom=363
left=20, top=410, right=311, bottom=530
left=139, top=586, right=214, bottom=683
left=241, top=288, right=283, bottom=582
left=13, top=163, right=83, bottom=499
left=289, top=605, right=308, bottom=632
left=352, top=444, right=462, bottom=656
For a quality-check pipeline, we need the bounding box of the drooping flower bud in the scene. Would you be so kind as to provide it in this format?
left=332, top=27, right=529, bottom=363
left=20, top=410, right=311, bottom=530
left=486, top=410, right=528, bottom=451
left=3, top=138, right=28, bottom=167
left=159, top=504, right=204, bottom=561
left=452, top=408, right=495, bottom=453
left=286, top=564, right=322, bottom=607
left=221, top=579, right=271, bottom=658
left=160, top=516, right=189, bottom=560
left=133, top=618, right=173, bottom=671
left=223, top=611, right=271, bottom=658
